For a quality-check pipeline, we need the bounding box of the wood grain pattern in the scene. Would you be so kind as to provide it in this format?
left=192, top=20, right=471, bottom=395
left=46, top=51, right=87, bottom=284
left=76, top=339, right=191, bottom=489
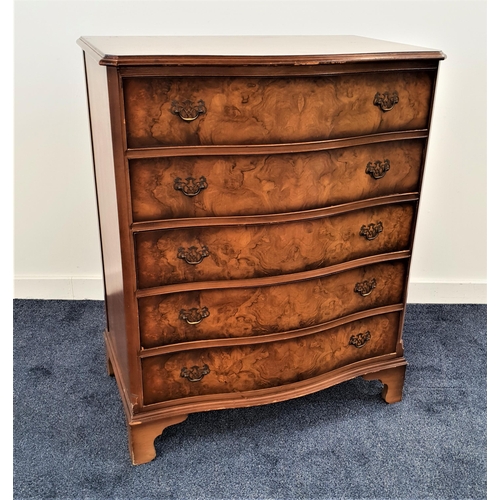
left=138, top=260, right=407, bottom=348
left=135, top=202, right=415, bottom=288
left=142, top=312, right=400, bottom=404
left=79, top=36, right=443, bottom=465
left=129, top=140, right=424, bottom=221
left=123, top=72, right=433, bottom=148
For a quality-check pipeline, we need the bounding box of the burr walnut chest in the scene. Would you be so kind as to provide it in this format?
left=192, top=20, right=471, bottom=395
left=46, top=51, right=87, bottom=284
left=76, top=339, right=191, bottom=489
left=78, top=35, right=444, bottom=465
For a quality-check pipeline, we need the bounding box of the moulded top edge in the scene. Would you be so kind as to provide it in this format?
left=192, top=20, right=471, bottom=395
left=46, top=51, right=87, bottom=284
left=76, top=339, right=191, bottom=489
left=77, top=35, right=446, bottom=66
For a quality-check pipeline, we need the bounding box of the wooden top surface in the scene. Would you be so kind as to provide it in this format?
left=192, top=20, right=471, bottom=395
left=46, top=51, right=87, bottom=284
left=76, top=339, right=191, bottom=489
left=77, top=35, right=445, bottom=66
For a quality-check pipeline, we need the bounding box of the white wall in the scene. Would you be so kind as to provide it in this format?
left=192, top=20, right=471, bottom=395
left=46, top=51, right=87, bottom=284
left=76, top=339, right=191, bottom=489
left=14, top=0, right=487, bottom=303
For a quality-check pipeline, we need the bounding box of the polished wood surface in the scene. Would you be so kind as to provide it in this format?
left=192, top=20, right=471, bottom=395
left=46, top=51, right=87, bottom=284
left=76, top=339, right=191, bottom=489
left=138, top=260, right=407, bottom=348
left=84, top=54, right=135, bottom=395
left=135, top=202, right=415, bottom=287
left=78, top=35, right=445, bottom=66
left=128, top=414, right=187, bottom=465
left=129, top=140, right=424, bottom=221
left=79, top=35, right=442, bottom=464
left=362, top=365, right=406, bottom=403
left=123, top=72, right=433, bottom=148
left=142, top=312, right=400, bottom=404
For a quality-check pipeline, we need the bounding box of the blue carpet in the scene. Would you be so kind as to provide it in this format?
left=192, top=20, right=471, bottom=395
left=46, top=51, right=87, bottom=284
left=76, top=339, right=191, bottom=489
left=13, top=300, right=486, bottom=499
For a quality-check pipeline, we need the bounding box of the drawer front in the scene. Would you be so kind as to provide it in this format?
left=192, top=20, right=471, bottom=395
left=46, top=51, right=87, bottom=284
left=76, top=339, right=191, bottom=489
left=142, top=312, right=400, bottom=404
left=123, top=72, right=433, bottom=148
left=130, top=140, right=424, bottom=221
left=138, top=260, right=407, bottom=348
left=135, top=202, right=415, bottom=288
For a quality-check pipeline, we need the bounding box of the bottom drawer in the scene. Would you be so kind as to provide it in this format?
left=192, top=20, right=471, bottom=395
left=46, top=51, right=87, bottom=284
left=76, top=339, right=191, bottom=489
left=142, top=312, right=400, bottom=405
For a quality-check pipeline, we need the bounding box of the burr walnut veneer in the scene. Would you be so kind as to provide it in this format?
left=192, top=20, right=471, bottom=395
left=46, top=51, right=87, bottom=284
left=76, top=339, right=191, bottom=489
left=78, top=35, right=444, bottom=465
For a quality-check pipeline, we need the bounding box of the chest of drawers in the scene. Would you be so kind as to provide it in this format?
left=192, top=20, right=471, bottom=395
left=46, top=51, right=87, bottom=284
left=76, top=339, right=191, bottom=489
left=78, top=35, right=444, bottom=465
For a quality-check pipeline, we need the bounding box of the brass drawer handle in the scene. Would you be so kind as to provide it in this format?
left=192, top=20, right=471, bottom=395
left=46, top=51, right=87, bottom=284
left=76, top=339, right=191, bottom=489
left=360, top=222, right=383, bottom=241
left=349, top=331, right=371, bottom=348
left=171, top=99, right=206, bottom=122
left=177, top=245, right=210, bottom=265
left=354, top=278, right=377, bottom=297
left=366, top=160, right=390, bottom=180
left=180, top=364, right=210, bottom=382
left=179, top=307, right=210, bottom=325
left=373, top=91, right=399, bottom=112
left=174, top=176, right=208, bottom=197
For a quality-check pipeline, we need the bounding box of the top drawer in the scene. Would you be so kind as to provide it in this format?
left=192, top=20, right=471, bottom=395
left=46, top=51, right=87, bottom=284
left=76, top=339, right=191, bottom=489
left=122, top=71, right=434, bottom=148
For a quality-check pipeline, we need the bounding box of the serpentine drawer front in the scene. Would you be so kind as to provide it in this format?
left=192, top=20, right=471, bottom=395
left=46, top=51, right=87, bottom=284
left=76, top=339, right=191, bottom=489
left=138, top=259, right=408, bottom=348
left=135, top=202, right=415, bottom=288
left=123, top=73, right=433, bottom=147
left=129, top=139, right=425, bottom=221
left=78, top=35, right=444, bottom=465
